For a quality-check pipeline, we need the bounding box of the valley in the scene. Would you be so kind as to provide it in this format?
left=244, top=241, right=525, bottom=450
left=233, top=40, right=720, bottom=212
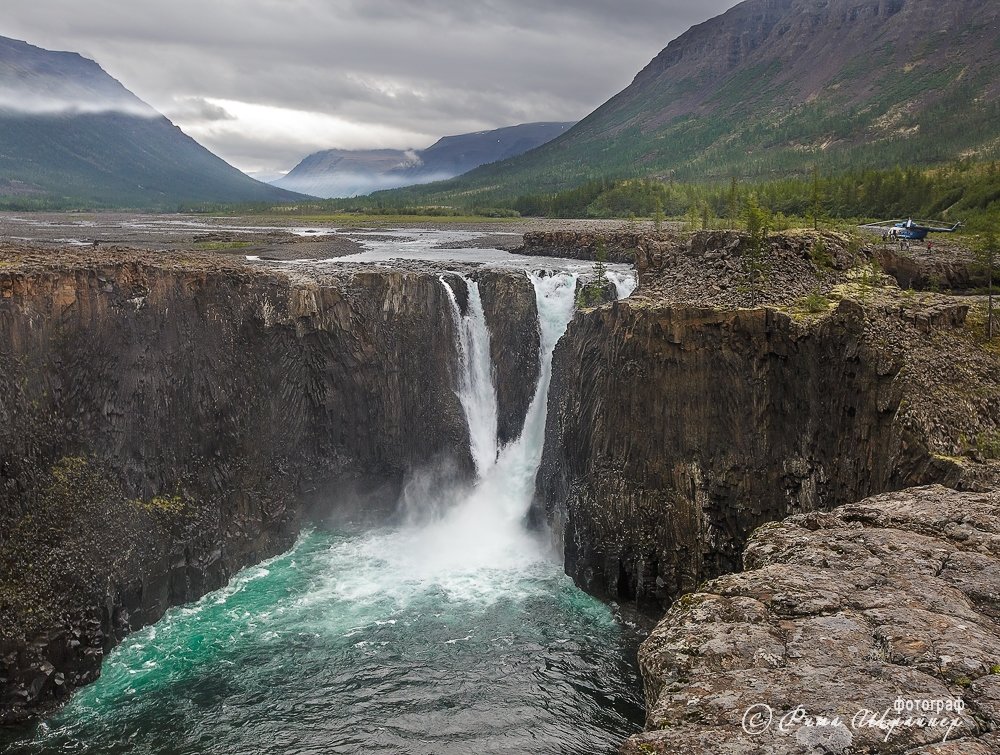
left=2, top=0, right=1000, bottom=752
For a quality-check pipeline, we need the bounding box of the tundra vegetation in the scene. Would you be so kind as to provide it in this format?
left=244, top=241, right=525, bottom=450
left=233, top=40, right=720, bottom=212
left=272, top=162, right=1000, bottom=232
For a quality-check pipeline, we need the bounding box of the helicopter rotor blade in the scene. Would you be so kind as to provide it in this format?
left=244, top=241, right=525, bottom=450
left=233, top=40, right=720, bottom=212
left=859, top=220, right=905, bottom=229
left=912, top=220, right=959, bottom=232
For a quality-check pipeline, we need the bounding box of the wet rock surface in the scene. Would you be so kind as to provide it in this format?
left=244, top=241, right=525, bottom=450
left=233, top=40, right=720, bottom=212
left=477, top=272, right=540, bottom=445
left=624, top=486, right=1000, bottom=755
left=0, top=245, right=540, bottom=724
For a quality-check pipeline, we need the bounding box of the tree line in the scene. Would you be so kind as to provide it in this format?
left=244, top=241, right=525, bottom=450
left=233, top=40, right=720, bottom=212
left=503, top=162, right=1000, bottom=226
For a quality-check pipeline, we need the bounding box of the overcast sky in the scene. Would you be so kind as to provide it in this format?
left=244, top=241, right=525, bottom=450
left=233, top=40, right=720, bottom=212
left=2, top=1, right=737, bottom=179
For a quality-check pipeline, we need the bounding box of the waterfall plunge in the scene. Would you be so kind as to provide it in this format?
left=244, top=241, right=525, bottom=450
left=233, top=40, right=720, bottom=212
left=486, top=272, right=577, bottom=518
left=440, top=277, right=499, bottom=477
left=441, top=272, right=576, bottom=500
left=20, top=273, right=643, bottom=755
left=388, top=271, right=577, bottom=578
left=605, top=270, right=638, bottom=300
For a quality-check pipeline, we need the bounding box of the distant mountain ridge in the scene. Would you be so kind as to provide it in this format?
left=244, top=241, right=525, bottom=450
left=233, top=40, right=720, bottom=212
left=273, top=122, right=574, bottom=198
left=392, top=0, right=1000, bottom=203
left=0, top=36, right=301, bottom=208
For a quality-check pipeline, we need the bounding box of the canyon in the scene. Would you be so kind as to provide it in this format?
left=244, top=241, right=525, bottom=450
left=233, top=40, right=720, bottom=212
left=0, top=245, right=549, bottom=726
left=1, top=226, right=998, bottom=753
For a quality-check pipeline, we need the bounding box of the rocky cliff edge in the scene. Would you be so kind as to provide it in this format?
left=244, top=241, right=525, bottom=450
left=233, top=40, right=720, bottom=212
left=624, top=485, right=1000, bottom=754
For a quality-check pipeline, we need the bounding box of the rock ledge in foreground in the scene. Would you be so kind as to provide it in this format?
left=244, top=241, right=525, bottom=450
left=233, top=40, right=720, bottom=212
left=625, top=485, right=1000, bottom=754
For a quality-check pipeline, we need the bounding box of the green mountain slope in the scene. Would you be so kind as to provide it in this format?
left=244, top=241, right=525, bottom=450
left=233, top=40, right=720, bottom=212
left=384, top=0, right=1000, bottom=205
left=0, top=36, right=302, bottom=209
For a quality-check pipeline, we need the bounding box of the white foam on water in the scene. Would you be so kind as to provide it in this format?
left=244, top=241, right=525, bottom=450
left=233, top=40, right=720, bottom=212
left=439, top=276, right=499, bottom=478
left=606, top=270, right=638, bottom=299
left=299, top=271, right=578, bottom=612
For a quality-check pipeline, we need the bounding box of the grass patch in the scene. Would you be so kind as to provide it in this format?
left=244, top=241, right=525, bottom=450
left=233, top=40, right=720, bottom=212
left=784, top=290, right=835, bottom=320
left=971, top=431, right=1000, bottom=460
left=931, top=452, right=967, bottom=465
left=962, top=302, right=1000, bottom=355
left=133, top=494, right=187, bottom=516
left=802, top=291, right=833, bottom=313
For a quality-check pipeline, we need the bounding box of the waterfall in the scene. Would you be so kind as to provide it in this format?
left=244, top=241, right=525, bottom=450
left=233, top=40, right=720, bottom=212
left=439, top=271, right=577, bottom=520
left=440, top=276, right=499, bottom=477
left=485, top=272, right=577, bottom=518
left=605, top=270, right=638, bottom=300
left=398, top=270, right=577, bottom=574
left=440, top=272, right=577, bottom=505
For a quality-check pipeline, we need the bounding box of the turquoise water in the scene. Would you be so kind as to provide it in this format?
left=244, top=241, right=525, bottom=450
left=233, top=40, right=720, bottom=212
left=3, top=525, right=644, bottom=755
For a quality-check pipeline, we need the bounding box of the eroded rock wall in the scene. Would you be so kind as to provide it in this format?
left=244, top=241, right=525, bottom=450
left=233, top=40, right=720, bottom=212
left=533, top=227, right=1000, bottom=614
left=0, top=251, right=538, bottom=723
left=537, top=299, right=912, bottom=610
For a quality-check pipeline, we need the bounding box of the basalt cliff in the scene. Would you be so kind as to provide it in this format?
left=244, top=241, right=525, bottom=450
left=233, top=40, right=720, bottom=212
left=521, top=228, right=1000, bottom=752
left=0, top=247, right=539, bottom=724
left=530, top=229, right=999, bottom=610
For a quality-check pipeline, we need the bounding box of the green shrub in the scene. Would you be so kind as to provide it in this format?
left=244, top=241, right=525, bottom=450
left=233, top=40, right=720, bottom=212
left=974, top=431, right=1000, bottom=460
left=803, top=291, right=831, bottom=313
left=810, top=238, right=834, bottom=268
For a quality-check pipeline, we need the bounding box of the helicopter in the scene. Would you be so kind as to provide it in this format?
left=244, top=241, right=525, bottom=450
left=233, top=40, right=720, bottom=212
left=860, top=218, right=963, bottom=245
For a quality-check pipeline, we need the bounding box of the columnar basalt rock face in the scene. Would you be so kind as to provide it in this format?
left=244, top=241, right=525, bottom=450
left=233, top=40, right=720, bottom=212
left=476, top=272, right=540, bottom=446
left=534, top=230, right=999, bottom=613
left=623, top=486, right=1000, bottom=755
left=537, top=300, right=915, bottom=610
left=0, top=248, right=539, bottom=724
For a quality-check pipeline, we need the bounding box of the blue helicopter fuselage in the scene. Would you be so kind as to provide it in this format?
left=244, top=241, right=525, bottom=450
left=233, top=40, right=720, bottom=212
left=892, top=224, right=930, bottom=241
left=886, top=219, right=961, bottom=241
left=864, top=219, right=961, bottom=243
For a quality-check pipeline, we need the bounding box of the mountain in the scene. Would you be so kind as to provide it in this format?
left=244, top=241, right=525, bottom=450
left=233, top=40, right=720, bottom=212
left=0, top=36, right=302, bottom=208
left=272, top=149, right=423, bottom=198
left=273, top=122, right=574, bottom=198
left=392, top=0, right=1000, bottom=203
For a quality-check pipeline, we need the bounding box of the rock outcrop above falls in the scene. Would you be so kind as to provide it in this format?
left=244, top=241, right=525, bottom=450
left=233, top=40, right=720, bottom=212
left=536, top=230, right=1000, bottom=611
left=519, top=230, right=647, bottom=263
left=0, top=246, right=539, bottom=724
left=875, top=242, right=990, bottom=293
left=624, top=485, right=1000, bottom=755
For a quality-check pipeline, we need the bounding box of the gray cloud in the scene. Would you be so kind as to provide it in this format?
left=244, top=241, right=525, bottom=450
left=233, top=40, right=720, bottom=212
left=277, top=171, right=457, bottom=200
left=0, top=1, right=738, bottom=174
left=163, top=96, right=235, bottom=123
left=0, top=91, right=157, bottom=117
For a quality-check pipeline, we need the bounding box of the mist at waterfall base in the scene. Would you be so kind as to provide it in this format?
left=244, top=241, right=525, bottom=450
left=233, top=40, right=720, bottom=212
left=6, top=273, right=644, bottom=755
